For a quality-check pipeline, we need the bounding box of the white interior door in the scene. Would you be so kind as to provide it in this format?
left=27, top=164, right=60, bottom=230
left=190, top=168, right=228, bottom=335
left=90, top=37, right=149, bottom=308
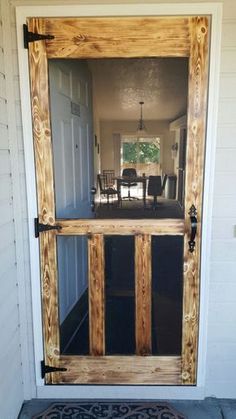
left=49, top=59, right=94, bottom=219
left=49, top=60, right=93, bottom=324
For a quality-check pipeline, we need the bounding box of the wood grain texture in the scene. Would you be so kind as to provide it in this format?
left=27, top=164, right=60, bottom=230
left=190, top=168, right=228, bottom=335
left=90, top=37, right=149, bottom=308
left=57, top=219, right=184, bottom=236
left=39, top=232, right=60, bottom=384
left=59, top=356, right=181, bottom=384
left=135, top=234, right=152, bottom=356
left=44, top=17, right=191, bottom=59
left=88, top=234, right=105, bottom=356
left=28, top=18, right=59, bottom=384
left=181, top=16, right=210, bottom=385
left=28, top=18, right=55, bottom=225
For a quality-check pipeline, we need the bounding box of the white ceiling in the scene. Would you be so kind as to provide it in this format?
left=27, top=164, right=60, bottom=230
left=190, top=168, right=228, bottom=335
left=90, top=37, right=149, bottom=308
left=88, top=58, right=188, bottom=121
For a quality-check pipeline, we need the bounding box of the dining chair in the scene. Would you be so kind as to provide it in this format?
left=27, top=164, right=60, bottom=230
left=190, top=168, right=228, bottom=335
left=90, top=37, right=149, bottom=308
left=147, top=175, right=162, bottom=210
left=103, top=169, right=115, bottom=188
left=97, top=174, right=118, bottom=205
left=121, top=168, right=139, bottom=200
left=161, top=173, right=168, bottom=195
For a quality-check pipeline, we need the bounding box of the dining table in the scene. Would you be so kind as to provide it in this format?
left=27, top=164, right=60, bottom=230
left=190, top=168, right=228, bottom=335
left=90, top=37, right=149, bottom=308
left=115, top=175, right=148, bottom=206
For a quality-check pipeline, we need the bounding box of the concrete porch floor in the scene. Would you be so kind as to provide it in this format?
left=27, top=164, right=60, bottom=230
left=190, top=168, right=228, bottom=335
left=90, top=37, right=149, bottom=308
left=19, top=397, right=236, bottom=418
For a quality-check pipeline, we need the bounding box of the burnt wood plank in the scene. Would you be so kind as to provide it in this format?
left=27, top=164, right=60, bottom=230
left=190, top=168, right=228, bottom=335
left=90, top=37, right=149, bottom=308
left=88, top=234, right=105, bottom=356
left=60, top=355, right=181, bottom=384
left=28, top=18, right=55, bottom=224
left=44, top=17, right=191, bottom=59
left=56, top=219, right=185, bottom=236
left=181, top=16, right=210, bottom=385
left=39, top=232, right=60, bottom=384
left=28, top=18, right=59, bottom=384
left=135, top=234, right=152, bottom=355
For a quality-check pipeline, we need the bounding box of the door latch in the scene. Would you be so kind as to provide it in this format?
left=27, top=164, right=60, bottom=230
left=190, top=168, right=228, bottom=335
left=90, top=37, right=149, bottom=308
left=188, top=205, right=197, bottom=253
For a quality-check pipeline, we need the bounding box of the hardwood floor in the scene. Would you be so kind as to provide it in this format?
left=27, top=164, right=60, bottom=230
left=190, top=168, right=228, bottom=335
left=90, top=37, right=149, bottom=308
left=95, top=198, right=183, bottom=219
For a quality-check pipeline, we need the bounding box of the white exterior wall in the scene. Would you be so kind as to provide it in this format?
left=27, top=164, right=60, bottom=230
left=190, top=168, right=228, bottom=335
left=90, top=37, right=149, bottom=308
left=0, top=0, right=236, bottom=416
left=205, top=10, right=236, bottom=397
left=0, top=1, right=35, bottom=418
left=0, top=1, right=24, bottom=418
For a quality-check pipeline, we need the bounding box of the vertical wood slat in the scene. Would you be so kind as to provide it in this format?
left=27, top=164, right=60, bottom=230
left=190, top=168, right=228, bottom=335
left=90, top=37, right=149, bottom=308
left=88, top=234, right=105, bottom=356
left=40, top=232, right=60, bottom=384
left=135, top=234, right=152, bottom=355
left=28, top=18, right=60, bottom=384
left=28, top=18, right=55, bottom=224
left=181, top=16, right=210, bottom=384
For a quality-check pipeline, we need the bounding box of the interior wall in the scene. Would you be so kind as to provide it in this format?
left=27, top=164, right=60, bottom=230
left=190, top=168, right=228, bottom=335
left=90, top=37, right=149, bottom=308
left=172, top=129, right=180, bottom=176
left=169, top=115, right=187, bottom=176
left=100, top=120, right=175, bottom=175
left=1, top=0, right=235, bottom=410
left=92, top=82, right=101, bottom=183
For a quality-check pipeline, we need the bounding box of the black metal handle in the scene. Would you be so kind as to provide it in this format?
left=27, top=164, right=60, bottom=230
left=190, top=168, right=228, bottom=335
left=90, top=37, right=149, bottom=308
left=90, top=186, right=97, bottom=212
left=188, top=205, right=197, bottom=253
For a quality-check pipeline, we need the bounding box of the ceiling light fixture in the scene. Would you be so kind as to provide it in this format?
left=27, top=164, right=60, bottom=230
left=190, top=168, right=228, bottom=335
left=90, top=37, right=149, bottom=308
left=137, top=101, right=147, bottom=136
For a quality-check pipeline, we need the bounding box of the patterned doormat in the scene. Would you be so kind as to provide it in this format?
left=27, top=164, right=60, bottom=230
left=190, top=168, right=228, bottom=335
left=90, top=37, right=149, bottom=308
left=33, top=401, right=186, bottom=418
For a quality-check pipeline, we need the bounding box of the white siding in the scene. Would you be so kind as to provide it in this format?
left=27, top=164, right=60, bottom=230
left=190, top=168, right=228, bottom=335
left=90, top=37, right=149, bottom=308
left=0, top=3, right=23, bottom=418
left=205, top=5, right=236, bottom=397
left=0, top=0, right=35, bottom=418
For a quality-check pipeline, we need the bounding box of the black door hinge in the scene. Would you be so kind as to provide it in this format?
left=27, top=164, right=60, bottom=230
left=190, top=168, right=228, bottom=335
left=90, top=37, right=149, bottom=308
left=41, top=360, right=67, bottom=379
left=23, top=24, right=54, bottom=49
left=34, top=218, right=61, bottom=238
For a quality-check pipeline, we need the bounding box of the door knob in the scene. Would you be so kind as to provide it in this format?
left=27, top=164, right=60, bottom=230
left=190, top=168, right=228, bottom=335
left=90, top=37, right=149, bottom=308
left=188, top=204, right=197, bottom=253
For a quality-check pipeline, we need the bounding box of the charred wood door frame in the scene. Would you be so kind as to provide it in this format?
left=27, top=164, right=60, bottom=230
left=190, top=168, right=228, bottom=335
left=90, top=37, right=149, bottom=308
left=27, top=16, right=210, bottom=385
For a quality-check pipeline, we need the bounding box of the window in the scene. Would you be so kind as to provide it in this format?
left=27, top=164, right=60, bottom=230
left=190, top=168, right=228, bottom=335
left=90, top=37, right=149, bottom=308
left=121, top=136, right=161, bottom=176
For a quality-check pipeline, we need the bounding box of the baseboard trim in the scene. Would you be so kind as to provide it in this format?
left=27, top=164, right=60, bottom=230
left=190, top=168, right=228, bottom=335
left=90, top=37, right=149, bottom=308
left=36, top=385, right=205, bottom=400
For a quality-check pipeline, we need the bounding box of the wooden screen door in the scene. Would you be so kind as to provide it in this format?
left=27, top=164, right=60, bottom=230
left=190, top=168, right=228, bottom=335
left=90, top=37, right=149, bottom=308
left=27, top=16, right=209, bottom=385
